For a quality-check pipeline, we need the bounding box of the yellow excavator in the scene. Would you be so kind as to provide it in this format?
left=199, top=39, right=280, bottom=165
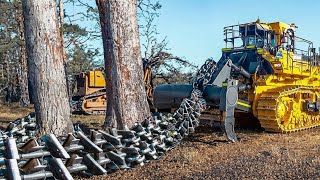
left=153, top=20, right=320, bottom=141
left=71, top=60, right=153, bottom=114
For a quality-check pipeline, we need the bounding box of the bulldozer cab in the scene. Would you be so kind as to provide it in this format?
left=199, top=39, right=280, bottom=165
left=223, top=21, right=319, bottom=72
left=240, top=23, right=276, bottom=49
left=224, top=21, right=316, bottom=52
left=224, top=21, right=277, bottom=50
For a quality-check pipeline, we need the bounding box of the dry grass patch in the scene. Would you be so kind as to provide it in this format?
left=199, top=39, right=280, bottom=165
left=0, top=103, right=33, bottom=121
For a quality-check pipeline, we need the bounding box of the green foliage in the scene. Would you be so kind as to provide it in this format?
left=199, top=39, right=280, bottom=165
left=63, top=23, right=88, bottom=37
left=0, top=0, right=26, bottom=103
left=62, top=1, right=103, bottom=94
left=63, top=0, right=102, bottom=64
left=67, top=44, right=100, bottom=75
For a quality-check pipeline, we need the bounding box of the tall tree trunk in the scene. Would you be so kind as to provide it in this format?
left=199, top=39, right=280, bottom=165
left=58, top=0, right=65, bottom=63
left=58, top=0, right=70, bottom=99
left=96, top=0, right=150, bottom=129
left=4, top=52, right=11, bottom=102
left=16, top=6, right=30, bottom=106
left=22, top=0, right=73, bottom=135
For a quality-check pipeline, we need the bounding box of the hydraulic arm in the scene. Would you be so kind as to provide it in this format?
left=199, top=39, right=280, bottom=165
left=154, top=59, right=252, bottom=142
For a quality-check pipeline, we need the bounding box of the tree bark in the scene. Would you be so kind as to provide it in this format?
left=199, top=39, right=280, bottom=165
left=4, top=52, right=11, bottom=102
left=16, top=6, right=30, bottom=106
left=96, top=0, right=151, bottom=129
left=58, top=0, right=70, bottom=99
left=58, top=0, right=66, bottom=63
left=22, top=0, right=73, bottom=135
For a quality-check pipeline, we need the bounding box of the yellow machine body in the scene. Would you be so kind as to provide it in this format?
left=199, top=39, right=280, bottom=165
left=73, top=70, right=107, bottom=114
left=72, top=65, right=153, bottom=114
left=223, top=21, right=320, bottom=132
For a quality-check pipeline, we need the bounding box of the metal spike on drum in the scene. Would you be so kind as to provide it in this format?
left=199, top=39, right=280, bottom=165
left=41, top=134, right=70, bottom=159
left=5, top=137, right=19, bottom=159
left=141, top=118, right=155, bottom=132
left=82, top=154, right=107, bottom=175
left=6, top=159, right=21, bottom=180
left=19, top=139, right=50, bottom=159
left=21, top=171, right=53, bottom=180
left=20, top=151, right=50, bottom=160
left=98, top=130, right=123, bottom=150
left=146, top=145, right=158, bottom=160
left=65, top=154, right=87, bottom=173
left=20, top=139, right=44, bottom=153
left=16, top=128, right=26, bottom=136
left=137, top=141, right=157, bottom=160
left=140, top=128, right=153, bottom=141
left=76, top=131, right=102, bottom=153
left=89, top=130, right=112, bottom=167
left=21, top=158, right=46, bottom=174
left=106, top=151, right=129, bottom=170
left=131, top=123, right=147, bottom=137
left=154, top=136, right=167, bottom=153
left=93, top=152, right=111, bottom=167
left=144, top=136, right=160, bottom=153
left=132, top=123, right=152, bottom=141
left=90, top=130, right=107, bottom=147
left=109, top=128, right=123, bottom=140
left=173, top=111, right=183, bottom=120
left=122, top=147, right=145, bottom=166
left=48, top=158, right=73, bottom=180
left=188, top=119, right=195, bottom=133
left=20, top=136, right=30, bottom=143
left=178, top=121, right=188, bottom=137
left=151, top=118, right=163, bottom=134
left=158, top=121, right=169, bottom=129
left=24, top=121, right=36, bottom=130
left=62, top=134, right=84, bottom=152
left=117, top=129, right=140, bottom=146
left=164, top=136, right=174, bottom=147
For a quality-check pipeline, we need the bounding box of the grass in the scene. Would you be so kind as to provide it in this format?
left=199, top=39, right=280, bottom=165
left=0, top=104, right=105, bottom=129
left=0, top=103, right=33, bottom=121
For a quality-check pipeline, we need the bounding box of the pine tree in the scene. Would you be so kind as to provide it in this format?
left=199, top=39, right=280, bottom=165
left=96, top=0, right=151, bottom=129
left=22, top=0, right=73, bottom=135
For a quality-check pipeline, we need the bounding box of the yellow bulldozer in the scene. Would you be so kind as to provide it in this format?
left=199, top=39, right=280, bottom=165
left=71, top=60, right=153, bottom=114
left=153, top=20, right=320, bottom=141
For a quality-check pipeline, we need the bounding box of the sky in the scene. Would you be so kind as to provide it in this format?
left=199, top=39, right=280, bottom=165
left=65, top=0, right=320, bottom=67
left=156, top=0, right=320, bottom=66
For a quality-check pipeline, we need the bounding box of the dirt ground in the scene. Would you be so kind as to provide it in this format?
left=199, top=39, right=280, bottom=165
left=0, top=104, right=319, bottom=179
left=0, top=104, right=105, bottom=129
left=90, top=126, right=320, bottom=180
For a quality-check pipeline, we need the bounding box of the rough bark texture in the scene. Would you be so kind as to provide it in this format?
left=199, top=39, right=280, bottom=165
left=96, top=0, right=151, bottom=129
left=58, top=0, right=65, bottom=62
left=16, top=7, right=30, bottom=106
left=58, top=0, right=70, bottom=98
left=22, top=0, right=73, bottom=135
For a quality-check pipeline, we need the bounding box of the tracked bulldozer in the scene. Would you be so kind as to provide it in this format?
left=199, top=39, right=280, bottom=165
left=154, top=20, right=320, bottom=142
left=71, top=60, right=154, bottom=114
